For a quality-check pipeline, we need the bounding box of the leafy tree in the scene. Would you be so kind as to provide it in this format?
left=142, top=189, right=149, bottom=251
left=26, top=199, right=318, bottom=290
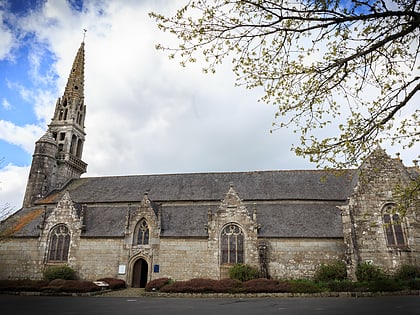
left=150, top=0, right=419, bottom=208
left=150, top=0, right=419, bottom=168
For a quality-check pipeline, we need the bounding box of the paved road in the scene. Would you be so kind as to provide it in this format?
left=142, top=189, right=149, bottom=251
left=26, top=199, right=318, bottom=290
left=1, top=294, right=419, bottom=315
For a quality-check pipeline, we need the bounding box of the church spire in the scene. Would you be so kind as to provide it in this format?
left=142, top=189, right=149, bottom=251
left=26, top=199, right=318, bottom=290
left=23, top=42, right=88, bottom=207
left=51, top=41, right=85, bottom=128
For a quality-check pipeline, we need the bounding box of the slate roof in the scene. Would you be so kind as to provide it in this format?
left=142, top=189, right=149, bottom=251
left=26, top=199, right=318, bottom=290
left=2, top=170, right=355, bottom=239
left=42, top=170, right=355, bottom=204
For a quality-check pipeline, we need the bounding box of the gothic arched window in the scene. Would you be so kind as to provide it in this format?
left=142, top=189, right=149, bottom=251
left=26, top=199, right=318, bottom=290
left=221, top=223, right=244, bottom=264
left=136, top=219, right=149, bottom=245
left=383, top=204, right=407, bottom=248
left=47, top=224, right=70, bottom=262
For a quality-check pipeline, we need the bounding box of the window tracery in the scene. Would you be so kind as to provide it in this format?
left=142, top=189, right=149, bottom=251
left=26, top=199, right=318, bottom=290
left=47, top=224, right=70, bottom=262
left=136, top=219, right=149, bottom=245
left=221, top=223, right=244, bottom=264
left=383, top=204, right=407, bottom=248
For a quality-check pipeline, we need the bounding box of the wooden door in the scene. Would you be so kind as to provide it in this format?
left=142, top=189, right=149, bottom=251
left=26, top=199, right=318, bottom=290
left=132, top=259, right=148, bottom=288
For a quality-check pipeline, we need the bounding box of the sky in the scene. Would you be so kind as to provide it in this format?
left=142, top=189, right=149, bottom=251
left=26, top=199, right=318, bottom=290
left=0, top=0, right=418, bottom=212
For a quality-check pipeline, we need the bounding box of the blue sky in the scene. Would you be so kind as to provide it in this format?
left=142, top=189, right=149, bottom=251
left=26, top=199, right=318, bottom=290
left=0, top=0, right=418, bottom=213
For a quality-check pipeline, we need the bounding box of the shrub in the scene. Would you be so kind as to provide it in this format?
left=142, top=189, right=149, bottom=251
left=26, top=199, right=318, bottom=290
left=0, top=279, right=49, bottom=292
left=355, top=262, right=384, bottom=282
left=160, top=278, right=243, bottom=293
left=213, top=278, right=243, bottom=293
left=243, top=278, right=291, bottom=293
left=324, top=280, right=358, bottom=292
left=160, top=278, right=213, bottom=293
left=314, top=261, right=347, bottom=282
left=44, top=265, right=76, bottom=281
left=41, top=279, right=101, bottom=293
left=394, top=265, right=420, bottom=280
left=407, top=279, right=420, bottom=290
left=145, top=277, right=171, bottom=292
left=287, top=279, right=323, bottom=293
left=368, top=278, right=406, bottom=292
left=229, top=264, right=259, bottom=282
left=96, top=278, right=126, bottom=290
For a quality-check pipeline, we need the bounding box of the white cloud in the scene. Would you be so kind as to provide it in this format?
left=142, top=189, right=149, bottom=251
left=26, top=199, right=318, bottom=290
left=0, top=0, right=418, bottom=212
left=0, top=5, right=15, bottom=61
left=0, top=120, right=43, bottom=153
left=1, top=98, right=11, bottom=110
left=0, top=163, right=28, bottom=211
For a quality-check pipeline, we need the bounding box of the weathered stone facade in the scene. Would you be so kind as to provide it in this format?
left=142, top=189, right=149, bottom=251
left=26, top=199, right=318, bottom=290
left=0, top=41, right=418, bottom=287
left=340, top=149, right=420, bottom=279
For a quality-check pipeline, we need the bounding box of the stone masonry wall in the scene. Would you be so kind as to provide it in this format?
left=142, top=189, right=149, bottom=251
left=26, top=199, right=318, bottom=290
left=0, top=238, right=43, bottom=280
left=157, top=238, right=214, bottom=281
left=266, top=238, right=345, bottom=279
left=75, top=238, right=124, bottom=280
left=342, top=148, right=420, bottom=279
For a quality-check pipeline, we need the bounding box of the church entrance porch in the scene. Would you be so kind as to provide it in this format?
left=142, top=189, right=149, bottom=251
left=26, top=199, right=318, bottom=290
left=132, top=258, right=148, bottom=288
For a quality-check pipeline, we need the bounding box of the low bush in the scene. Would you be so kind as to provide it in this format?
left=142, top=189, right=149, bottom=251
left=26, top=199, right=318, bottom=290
left=407, top=279, right=420, bottom=290
left=0, top=279, right=49, bottom=292
left=314, top=261, right=347, bottom=282
left=229, top=264, right=259, bottom=282
left=41, top=279, right=101, bottom=293
left=145, top=278, right=171, bottom=292
left=160, top=278, right=243, bottom=293
left=161, top=278, right=219, bottom=293
left=367, top=278, right=407, bottom=292
left=44, top=265, right=76, bottom=281
left=212, top=278, right=243, bottom=293
left=243, top=278, right=291, bottom=293
left=96, top=278, right=126, bottom=290
left=287, top=279, right=324, bottom=293
left=394, top=265, right=420, bottom=281
left=323, top=280, right=358, bottom=292
left=355, top=263, right=384, bottom=282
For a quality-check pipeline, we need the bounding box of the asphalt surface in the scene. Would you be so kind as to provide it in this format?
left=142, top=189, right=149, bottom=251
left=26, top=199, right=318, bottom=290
left=1, top=294, right=419, bottom=315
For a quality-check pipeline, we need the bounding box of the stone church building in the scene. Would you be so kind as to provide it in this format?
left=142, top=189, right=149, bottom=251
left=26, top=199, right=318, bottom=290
left=0, top=42, right=419, bottom=287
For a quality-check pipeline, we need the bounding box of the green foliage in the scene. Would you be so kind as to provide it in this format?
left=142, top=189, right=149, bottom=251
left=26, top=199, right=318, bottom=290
left=355, top=263, right=385, bottom=282
left=323, top=280, right=358, bottom=292
left=43, top=265, right=76, bottom=281
left=228, top=264, right=259, bottom=282
left=367, top=278, right=407, bottom=292
left=150, top=1, right=419, bottom=170
left=407, top=279, right=420, bottom=290
left=394, top=265, right=420, bottom=280
left=287, top=279, right=324, bottom=293
left=314, top=261, right=347, bottom=282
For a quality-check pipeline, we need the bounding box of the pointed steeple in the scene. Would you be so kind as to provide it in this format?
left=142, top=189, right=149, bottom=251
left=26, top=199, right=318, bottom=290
left=23, top=42, right=88, bottom=207
left=51, top=41, right=86, bottom=130
left=49, top=41, right=87, bottom=186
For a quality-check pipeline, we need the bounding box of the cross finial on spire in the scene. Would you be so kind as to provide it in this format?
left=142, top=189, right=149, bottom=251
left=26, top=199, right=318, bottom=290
left=83, top=28, right=87, bottom=42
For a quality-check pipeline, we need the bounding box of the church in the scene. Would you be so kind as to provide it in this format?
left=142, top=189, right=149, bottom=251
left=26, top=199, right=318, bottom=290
left=0, top=42, right=419, bottom=288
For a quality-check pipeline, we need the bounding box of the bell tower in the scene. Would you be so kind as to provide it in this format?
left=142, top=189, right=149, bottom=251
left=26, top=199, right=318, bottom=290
left=23, top=41, right=88, bottom=207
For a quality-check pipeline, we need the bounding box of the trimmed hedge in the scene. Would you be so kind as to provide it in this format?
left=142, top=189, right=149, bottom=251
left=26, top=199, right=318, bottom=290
left=44, top=265, right=76, bottom=281
left=229, top=264, right=259, bottom=282
left=41, top=279, right=101, bottom=293
left=96, top=278, right=126, bottom=290
left=314, top=261, right=347, bottom=282
left=243, top=279, right=291, bottom=293
left=0, top=280, right=49, bottom=292
left=145, top=278, right=172, bottom=292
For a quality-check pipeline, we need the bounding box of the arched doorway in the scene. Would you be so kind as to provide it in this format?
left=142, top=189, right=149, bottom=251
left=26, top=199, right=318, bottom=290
left=132, top=258, right=148, bottom=288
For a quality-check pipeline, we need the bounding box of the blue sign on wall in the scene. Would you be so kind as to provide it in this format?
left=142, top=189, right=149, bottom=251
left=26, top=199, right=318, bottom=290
left=153, top=264, right=160, bottom=273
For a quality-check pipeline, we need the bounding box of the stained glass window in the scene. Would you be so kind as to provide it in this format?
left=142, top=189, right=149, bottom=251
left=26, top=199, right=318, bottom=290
left=221, top=224, right=244, bottom=264
left=48, top=225, right=70, bottom=262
